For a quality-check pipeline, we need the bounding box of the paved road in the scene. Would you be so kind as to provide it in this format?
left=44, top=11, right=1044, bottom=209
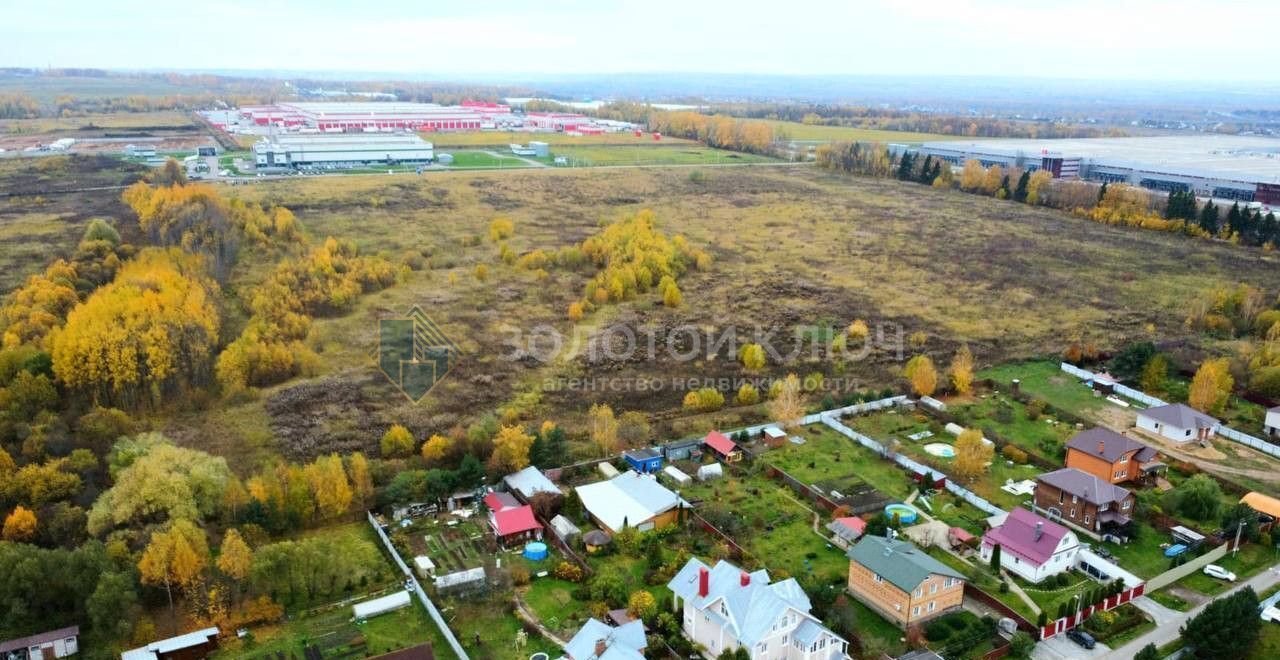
left=1097, top=561, right=1280, bottom=659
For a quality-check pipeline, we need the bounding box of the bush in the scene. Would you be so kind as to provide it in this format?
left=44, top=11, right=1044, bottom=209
left=510, top=565, right=531, bottom=586
left=1026, top=399, right=1046, bottom=420
left=554, top=561, right=584, bottom=583
left=1001, top=445, right=1028, bottom=464
left=945, top=614, right=968, bottom=630
left=924, top=621, right=952, bottom=642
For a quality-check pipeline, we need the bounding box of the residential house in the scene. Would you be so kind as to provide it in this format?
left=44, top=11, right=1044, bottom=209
left=845, top=536, right=965, bottom=628
left=1034, top=468, right=1136, bottom=533
left=1265, top=406, right=1280, bottom=438
left=980, top=508, right=1081, bottom=583
left=503, top=466, right=560, bottom=502
left=704, top=431, right=743, bottom=463
left=1136, top=403, right=1220, bottom=444
left=121, top=627, right=219, bottom=660
left=0, top=626, right=79, bottom=659
left=1064, top=428, right=1163, bottom=485
left=623, top=448, right=663, bottom=474
left=575, top=471, right=687, bottom=534
left=561, top=618, right=647, bottom=660
left=483, top=491, right=543, bottom=546
left=667, top=558, right=849, bottom=660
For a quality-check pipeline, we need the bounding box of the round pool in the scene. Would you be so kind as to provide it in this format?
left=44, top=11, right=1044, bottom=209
left=523, top=541, right=548, bottom=561
left=884, top=503, right=919, bottom=525
left=530, top=653, right=549, bottom=660
left=923, top=442, right=956, bottom=458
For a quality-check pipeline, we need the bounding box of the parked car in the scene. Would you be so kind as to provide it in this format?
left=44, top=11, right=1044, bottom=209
left=1203, top=564, right=1237, bottom=582
left=1066, top=629, right=1097, bottom=649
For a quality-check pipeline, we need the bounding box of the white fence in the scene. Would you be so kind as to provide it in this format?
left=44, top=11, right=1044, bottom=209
left=1058, top=362, right=1280, bottom=459
left=367, top=512, right=470, bottom=660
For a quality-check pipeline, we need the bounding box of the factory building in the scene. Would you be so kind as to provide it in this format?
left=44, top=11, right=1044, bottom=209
left=253, top=133, right=434, bottom=169
left=240, top=101, right=513, bottom=132
left=916, top=135, right=1280, bottom=205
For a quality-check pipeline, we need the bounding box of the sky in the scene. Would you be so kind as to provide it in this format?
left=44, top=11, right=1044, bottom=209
left=3, top=0, right=1277, bottom=82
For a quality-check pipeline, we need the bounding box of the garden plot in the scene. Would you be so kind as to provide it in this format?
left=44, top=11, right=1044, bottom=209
left=398, top=517, right=494, bottom=574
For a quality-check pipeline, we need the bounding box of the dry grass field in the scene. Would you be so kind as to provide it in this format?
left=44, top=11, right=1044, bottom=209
left=0, top=110, right=197, bottom=135
left=5, top=158, right=1279, bottom=466
left=758, top=119, right=966, bottom=144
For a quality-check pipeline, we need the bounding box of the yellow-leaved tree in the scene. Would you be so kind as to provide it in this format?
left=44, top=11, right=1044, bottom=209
left=739, top=343, right=766, bottom=371
left=2, top=505, right=37, bottom=542
left=49, top=248, right=220, bottom=407
left=904, top=355, right=938, bottom=397
left=588, top=403, right=619, bottom=457
left=488, top=425, right=534, bottom=474
left=950, top=345, right=975, bottom=395
left=216, top=528, right=253, bottom=583
left=138, top=519, right=210, bottom=616
left=346, top=452, right=374, bottom=511
left=420, top=434, right=451, bottom=465
left=953, top=429, right=992, bottom=481
left=1188, top=358, right=1233, bottom=415
left=767, top=374, right=806, bottom=428
left=304, top=453, right=353, bottom=521
left=381, top=425, right=415, bottom=458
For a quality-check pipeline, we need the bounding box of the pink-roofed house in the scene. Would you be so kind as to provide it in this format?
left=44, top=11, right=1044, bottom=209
left=980, top=508, right=1081, bottom=583
left=703, top=431, right=742, bottom=463
left=484, top=490, right=542, bottom=547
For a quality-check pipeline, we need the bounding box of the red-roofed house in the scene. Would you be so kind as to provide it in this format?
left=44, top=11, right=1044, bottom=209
left=484, top=491, right=542, bottom=547
left=703, top=431, right=742, bottom=463
left=980, top=508, right=1080, bottom=583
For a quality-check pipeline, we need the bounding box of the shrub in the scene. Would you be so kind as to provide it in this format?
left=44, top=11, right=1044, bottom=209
left=510, top=565, right=531, bottom=586
left=1026, top=399, right=1046, bottom=420
left=924, top=621, right=951, bottom=641
left=554, top=561, right=584, bottom=583
left=1001, top=445, right=1028, bottom=464
left=945, top=614, right=968, bottom=630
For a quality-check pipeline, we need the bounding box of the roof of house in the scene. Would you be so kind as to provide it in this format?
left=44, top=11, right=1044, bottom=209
left=493, top=504, right=541, bottom=537
left=370, top=643, right=435, bottom=660
left=950, top=527, right=976, bottom=543
left=847, top=536, right=964, bottom=593
left=1038, top=468, right=1133, bottom=506
left=574, top=472, right=686, bottom=531
left=121, top=627, right=219, bottom=660
left=502, top=466, right=560, bottom=500
left=763, top=426, right=787, bottom=438
left=982, top=508, right=1073, bottom=567
left=550, top=514, right=581, bottom=538
left=1139, top=403, right=1220, bottom=430
left=827, top=516, right=867, bottom=541
left=0, top=626, right=80, bottom=653
left=897, top=651, right=946, bottom=660
left=563, top=618, right=647, bottom=660
left=667, top=558, right=843, bottom=649
left=1066, top=427, right=1158, bottom=463
left=483, top=490, right=521, bottom=512
left=704, top=430, right=738, bottom=456
left=1241, top=491, right=1280, bottom=519
left=624, top=447, right=662, bottom=461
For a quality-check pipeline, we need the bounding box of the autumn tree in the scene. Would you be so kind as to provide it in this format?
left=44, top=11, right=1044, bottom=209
left=0, top=259, right=80, bottom=349
left=662, top=280, right=683, bottom=307
left=87, top=434, right=231, bottom=536
left=1140, top=355, right=1168, bottom=394
left=627, top=589, right=658, bottom=621
left=216, top=528, right=253, bottom=583
left=949, top=345, right=975, bottom=395
left=617, top=411, right=652, bottom=448
left=904, top=355, right=938, bottom=397
left=420, top=434, right=451, bottom=465
left=304, top=454, right=353, bottom=521
left=489, top=425, right=534, bottom=474
left=767, top=374, right=806, bottom=428
left=736, top=383, right=760, bottom=405
left=1189, top=358, right=1234, bottom=415
left=2, top=505, right=37, bottom=541
left=489, top=217, right=515, bottom=242
left=739, top=343, right=766, bottom=370
left=953, top=429, right=992, bottom=481
left=49, top=248, right=221, bottom=406
left=138, top=519, right=210, bottom=616
left=588, top=403, right=619, bottom=457
left=847, top=319, right=870, bottom=341
left=346, top=452, right=374, bottom=511
left=959, top=160, right=986, bottom=192
left=381, top=424, right=415, bottom=458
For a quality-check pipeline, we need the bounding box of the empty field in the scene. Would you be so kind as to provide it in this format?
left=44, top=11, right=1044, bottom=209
left=759, top=119, right=966, bottom=144
left=442, top=150, right=535, bottom=168
left=1, top=110, right=197, bottom=135
left=426, top=130, right=698, bottom=148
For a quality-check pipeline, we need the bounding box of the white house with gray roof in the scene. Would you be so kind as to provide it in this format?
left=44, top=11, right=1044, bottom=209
left=561, top=618, right=646, bottom=660
left=1136, top=403, right=1219, bottom=443
left=667, top=558, right=849, bottom=660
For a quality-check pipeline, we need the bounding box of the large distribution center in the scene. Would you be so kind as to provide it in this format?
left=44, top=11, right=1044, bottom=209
left=916, top=135, right=1280, bottom=204
left=237, top=101, right=513, bottom=131
left=253, top=133, right=434, bottom=169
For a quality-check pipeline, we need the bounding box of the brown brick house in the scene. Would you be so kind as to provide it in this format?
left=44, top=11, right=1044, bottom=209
left=1035, top=467, right=1136, bottom=533
left=846, top=536, right=966, bottom=629
left=1064, top=428, right=1163, bottom=485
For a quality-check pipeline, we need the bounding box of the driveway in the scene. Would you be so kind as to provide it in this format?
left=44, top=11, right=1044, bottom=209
left=1033, top=633, right=1110, bottom=660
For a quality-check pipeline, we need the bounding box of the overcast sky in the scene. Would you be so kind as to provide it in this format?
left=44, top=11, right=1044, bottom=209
left=4, top=0, right=1276, bottom=81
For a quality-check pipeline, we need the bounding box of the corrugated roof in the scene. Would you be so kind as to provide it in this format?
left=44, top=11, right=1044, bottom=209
left=704, top=430, right=738, bottom=456
left=0, top=626, right=79, bottom=653
left=982, top=508, right=1072, bottom=567
left=1038, top=468, right=1132, bottom=506
left=493, top=504, right=541, bottom=537
left=575, top=472, right=686, bottom=531
left=1139, top=403, right=1220, bottom=430
left=847, top=536, right=964, bottom=593
left=563, top=618, right=646, bottom=660
left=1242, top=491, right=1280, bottom=519
left=502, top=466, right=559, bottom=500
left=1067, top=428, right=1156, bottom=462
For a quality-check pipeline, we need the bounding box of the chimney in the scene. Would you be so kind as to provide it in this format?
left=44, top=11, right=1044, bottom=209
left=698, top=567, right=709, bottom=598
left=740, top=571, right=751, bottom=587
left=1035, top=521, right=1044, bottom=542
left=1098, top=440, right=1105, bottom=455
left=595, top=639, right=607, bottom=657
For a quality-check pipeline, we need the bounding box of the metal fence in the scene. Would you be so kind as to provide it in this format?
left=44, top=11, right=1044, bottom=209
left=1059, top=362, right=1280, bottom=459
left=367, top=512, right=470, bottom=660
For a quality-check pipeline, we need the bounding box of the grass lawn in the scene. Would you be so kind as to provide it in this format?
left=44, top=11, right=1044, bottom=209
left=1097, top=521, right=1171, bottom=579
left=521, top=552, right=668, bottom=639
left=849, top=598, right=906, bottom=656
left=212, top=604, right=448, bottom=659
left=757, top=119, right=963, bottom=144
left=1176, top=542, right=1278, bottom=596
left=443, top=593, right=559, bottom=659
left=443, top=150, right=534, bottom=168
left=952, top=390, right=1077, bottom=462
left=1147, top=590, right=1191, bottom=612
left=922, top=548, right=1038, bottom=621
left=1016, top=571, right=1097, bottom=615
left=769, top=424, right=914, bottom=500
left=978, top=361, right=1105, bottom=419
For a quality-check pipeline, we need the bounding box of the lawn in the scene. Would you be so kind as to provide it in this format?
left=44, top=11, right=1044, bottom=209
left=442, top=150, right=535, bottom=168
left=521, top=551, right=669, bottom=639
left=951, top=390, right=1078, bottom=462
left=1098, top=521, right=1172, bottom=579
left=212, top=603, right=449, bottom=659
left=1175, top=542, right=1278, bottom=596
left=768, top=424, right=914, bottom=501
left=849, top=598, right=906, bottom=657
left=1147, top=590, right=1191, bottom=611
left=443, top=592, right=560, bottom=659
left=924, top=548, right=1038, bottom=621
left=756, top=119, right=964, bottom=144
left=977, top=361, right=1106, bottom=420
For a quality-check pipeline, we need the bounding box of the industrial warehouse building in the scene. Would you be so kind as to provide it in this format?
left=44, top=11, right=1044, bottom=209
left=237, top=101, right=516, bottom=132
left=915, top=135, right=1280, bottom=206
left=253, top=133, right=434, bottom=169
